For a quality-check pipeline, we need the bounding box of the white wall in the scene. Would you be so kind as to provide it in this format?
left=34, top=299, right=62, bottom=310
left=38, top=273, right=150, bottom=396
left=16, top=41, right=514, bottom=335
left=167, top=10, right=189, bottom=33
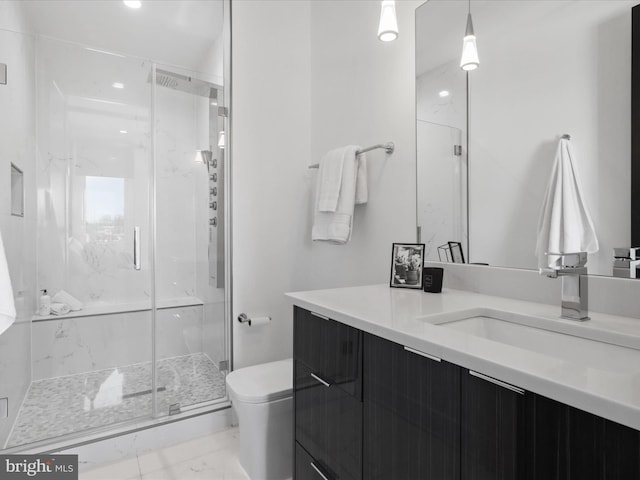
left=0, top=0, right=36, bottom=448
left=231, top=0, right=420, bottom=368
left=231, top=0, right=312, bottom=369
left=306, top=0, right=420, bottom=289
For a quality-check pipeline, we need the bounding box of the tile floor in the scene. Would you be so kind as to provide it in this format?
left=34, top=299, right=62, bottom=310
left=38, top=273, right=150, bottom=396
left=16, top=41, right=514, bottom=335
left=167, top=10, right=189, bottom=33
left=80, top=427, right=249, bottom=480
left=8, top=353, right=227, bottom=447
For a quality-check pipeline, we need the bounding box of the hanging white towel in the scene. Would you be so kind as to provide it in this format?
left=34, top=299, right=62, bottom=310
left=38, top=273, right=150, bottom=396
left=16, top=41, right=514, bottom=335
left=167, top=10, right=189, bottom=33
left=355, top=152, right=368, bottom=205
left=312, top=145, right=366, bottom=244
left=0, top=231, right=16, bottom=336
left=317, top=148, right=346, bottom=212
left=535, top=137, right=599, bottom=269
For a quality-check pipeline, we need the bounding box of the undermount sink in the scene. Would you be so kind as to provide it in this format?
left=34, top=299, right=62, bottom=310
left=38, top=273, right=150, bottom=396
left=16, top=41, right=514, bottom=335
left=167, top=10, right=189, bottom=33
left=424, top=309, right=640, bottom=375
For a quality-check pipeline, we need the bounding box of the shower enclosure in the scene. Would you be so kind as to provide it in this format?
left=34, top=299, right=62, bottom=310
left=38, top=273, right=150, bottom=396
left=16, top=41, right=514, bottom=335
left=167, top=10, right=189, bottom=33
left=0, top=1, right=229, bottom=451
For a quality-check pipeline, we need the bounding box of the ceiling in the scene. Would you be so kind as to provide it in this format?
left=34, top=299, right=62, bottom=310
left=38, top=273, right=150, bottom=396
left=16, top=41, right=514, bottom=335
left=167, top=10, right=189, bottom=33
left=21, top=0, right=224, bottom=70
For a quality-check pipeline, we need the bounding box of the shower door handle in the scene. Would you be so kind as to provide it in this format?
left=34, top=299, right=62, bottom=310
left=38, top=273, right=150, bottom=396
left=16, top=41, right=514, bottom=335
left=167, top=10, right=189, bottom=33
left=133, top=227, right=141, bottom=270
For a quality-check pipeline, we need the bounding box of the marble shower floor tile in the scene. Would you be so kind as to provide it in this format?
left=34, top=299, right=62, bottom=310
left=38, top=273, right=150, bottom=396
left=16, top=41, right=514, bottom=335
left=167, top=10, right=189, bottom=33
left=7, top=353, right=226, bottom=448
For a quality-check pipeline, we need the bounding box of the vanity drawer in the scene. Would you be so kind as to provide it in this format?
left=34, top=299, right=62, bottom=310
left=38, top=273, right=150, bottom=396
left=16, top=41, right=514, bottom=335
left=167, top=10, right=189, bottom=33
left=293, top=306, right=362, bottom=398
left=295, top=360, right=362, bottom=480
left=295, top=442, right=338, bottom=480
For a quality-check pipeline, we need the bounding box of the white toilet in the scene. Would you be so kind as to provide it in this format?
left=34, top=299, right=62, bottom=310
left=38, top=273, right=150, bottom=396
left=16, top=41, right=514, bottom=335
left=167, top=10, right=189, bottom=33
left=226, top=358, right=293, bottom=480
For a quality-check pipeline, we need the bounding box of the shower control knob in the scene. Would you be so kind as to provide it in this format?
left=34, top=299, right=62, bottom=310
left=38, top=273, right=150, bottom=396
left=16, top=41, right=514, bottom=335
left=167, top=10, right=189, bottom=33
left=212, top=173, right=217, bottom=182
left=210, top=201, right=217, bottom=210
left=212, top=159, right=217, bottom=168
left=211, top=217, right=217, bottom=227
left=210, top=187, right=217, bottom=196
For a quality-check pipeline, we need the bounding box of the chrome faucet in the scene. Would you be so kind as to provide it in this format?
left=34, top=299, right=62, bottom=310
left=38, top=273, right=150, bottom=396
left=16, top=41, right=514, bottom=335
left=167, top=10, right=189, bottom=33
left=540, top=252, right=589, bottom=321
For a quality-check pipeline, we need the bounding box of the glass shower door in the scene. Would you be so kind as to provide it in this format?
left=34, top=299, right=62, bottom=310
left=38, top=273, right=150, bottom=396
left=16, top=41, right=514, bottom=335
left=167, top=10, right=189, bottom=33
left=416, top=120, right=467, bottom=262
left=152, top=65, right=228, bottom=417
left=10, top=38, right=156, bottom=448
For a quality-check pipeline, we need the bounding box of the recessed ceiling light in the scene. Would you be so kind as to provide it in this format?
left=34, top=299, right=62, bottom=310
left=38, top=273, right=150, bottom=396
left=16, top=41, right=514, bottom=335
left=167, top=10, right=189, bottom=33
left=439, top=90, right=450, bottom=98
left=112, top=82, right=124, bottom=89
left=123, top=0, right=141, bottom=9
left=120, top=130, right=128, bottom=134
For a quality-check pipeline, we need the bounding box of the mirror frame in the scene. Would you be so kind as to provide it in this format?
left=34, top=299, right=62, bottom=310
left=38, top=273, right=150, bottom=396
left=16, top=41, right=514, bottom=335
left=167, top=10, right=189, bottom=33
left=632, top=4, right=640, bottom=246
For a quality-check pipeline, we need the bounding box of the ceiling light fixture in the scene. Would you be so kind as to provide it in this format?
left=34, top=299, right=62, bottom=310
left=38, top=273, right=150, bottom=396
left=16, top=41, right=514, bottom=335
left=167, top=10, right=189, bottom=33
left=460, top=0, right=479, bottom=71
left=378, top=0, right=398, bottom=42
left=119, top=130, right=128, bottom=134
left=123, top=0, right=141, bottom=9
left=112, top=82, right=124, bottom=89
left=439, top=90, right=450, bottom=98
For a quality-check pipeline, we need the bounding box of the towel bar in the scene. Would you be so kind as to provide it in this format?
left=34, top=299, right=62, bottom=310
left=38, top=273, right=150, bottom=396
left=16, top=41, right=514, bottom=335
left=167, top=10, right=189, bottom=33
left=308, top=142, right=394, bottom=169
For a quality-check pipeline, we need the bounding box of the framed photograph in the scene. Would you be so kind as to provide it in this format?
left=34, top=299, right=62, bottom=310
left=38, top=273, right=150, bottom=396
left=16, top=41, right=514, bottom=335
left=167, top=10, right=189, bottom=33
left=448, top=241, right=465, bottom=263
left=390, top=243, right=426, bottom=289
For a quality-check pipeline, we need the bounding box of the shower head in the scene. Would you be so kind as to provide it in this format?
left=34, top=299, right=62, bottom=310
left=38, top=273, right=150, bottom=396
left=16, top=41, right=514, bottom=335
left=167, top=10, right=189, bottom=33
left=151, top=69, right=219, bottom=100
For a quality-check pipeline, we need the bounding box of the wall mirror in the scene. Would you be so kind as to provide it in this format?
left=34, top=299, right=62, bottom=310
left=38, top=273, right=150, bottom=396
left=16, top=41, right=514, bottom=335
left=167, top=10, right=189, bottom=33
left=416, top=0, right=637, bottom=278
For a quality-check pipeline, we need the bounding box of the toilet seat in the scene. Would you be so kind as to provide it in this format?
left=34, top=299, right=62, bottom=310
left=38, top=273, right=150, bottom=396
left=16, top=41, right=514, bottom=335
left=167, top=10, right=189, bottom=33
left=226, top=358, right=292, bottom=404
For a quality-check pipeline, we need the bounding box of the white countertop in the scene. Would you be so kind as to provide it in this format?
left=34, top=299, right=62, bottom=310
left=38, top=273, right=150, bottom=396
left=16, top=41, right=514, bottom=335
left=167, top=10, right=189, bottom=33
left=286, top=284, right=640, bottom=431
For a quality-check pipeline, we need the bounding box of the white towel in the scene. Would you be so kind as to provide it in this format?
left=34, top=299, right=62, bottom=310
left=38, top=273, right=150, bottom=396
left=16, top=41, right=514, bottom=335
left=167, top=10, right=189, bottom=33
left=355, top=152, right=368, bottom=205
left=0, top=232, right=16, bottom=336
left=535, top=138, right=599, bottom=269
left=312, top=145, right=367, bottom=244
left=317, top=148, right=346, bottom=212
left=52, top=290, right=83, bottom=311
left=50, top=303, right=71, bottom=316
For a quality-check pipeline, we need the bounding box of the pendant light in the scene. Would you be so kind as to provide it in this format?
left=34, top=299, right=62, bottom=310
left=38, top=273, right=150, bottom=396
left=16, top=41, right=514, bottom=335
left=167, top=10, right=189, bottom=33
left=378, top=0, right=398, bottom=42
left=460, top=0, right=479, bottom=71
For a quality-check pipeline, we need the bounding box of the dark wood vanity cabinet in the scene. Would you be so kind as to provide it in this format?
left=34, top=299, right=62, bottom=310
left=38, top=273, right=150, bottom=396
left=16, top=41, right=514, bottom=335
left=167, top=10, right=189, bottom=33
left=526, top=393, right=640, bottom=480
left=460, top=369, right=529, bottom=480
left=293, top=306, right=362, bottom=480
left=363, top=332, right=461, bottom=480
left=293, top=307, right=640, bottom=480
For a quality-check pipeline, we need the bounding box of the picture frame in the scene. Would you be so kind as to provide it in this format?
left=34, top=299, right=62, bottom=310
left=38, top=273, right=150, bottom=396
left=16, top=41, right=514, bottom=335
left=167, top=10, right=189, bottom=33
left=448, top=241, right=465, bottom=263
left=390, top=243, right=426, bottom=289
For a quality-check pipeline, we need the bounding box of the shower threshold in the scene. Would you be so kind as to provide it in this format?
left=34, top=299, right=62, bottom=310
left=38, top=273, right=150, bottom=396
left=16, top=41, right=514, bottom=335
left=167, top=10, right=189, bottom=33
left=7, top=353, right=226, bottom=448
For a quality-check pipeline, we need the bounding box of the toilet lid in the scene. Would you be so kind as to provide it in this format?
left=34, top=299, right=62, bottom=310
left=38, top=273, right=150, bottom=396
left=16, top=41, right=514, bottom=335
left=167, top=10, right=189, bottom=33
left=226, top=358, right=293, bottom=404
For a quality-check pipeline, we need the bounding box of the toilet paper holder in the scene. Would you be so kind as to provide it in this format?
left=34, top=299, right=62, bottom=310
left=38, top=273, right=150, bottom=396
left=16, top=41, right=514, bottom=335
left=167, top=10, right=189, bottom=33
left=237, top=313, right=271, bottom=326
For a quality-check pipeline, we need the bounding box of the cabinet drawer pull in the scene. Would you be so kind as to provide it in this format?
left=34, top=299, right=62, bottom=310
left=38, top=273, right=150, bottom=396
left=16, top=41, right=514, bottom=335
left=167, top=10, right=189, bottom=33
left=404, top=346, right=441, bottom=362
left=310, top=461, right=331, bottom=480
left=310, top=373, right=331, bottom=387
left=310, top=311, right=329, bottom=321
left=469, top=370, right=525, bottom=395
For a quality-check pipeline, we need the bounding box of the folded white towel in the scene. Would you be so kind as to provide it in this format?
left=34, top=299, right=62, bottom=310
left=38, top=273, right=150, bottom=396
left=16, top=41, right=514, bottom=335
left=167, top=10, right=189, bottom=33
left=536, top=137, right=599, bottom=269
left=50, top=303, right=71, bottom=316
left=313, top=145, right=365, bottom=244
left=0, top=232, right=16, bottom=336
left=52, top=290, right=83, bottom=311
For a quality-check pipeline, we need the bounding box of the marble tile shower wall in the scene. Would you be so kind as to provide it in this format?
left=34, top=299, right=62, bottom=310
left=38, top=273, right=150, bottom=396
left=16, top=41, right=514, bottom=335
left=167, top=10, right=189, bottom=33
left=35, top=41, right=216, bottom=308
left=32, top=305, right=205, bottom=380
left=35, top=38, right=153, bottom=306
left=155, top=83, right=208, bottom=302
left=0, top=24, right=37, bottom=448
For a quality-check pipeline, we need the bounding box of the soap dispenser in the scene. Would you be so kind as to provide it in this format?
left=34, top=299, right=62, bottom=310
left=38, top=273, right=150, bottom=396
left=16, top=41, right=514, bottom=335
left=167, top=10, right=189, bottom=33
left=39, top=289, right=51, bottom=316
